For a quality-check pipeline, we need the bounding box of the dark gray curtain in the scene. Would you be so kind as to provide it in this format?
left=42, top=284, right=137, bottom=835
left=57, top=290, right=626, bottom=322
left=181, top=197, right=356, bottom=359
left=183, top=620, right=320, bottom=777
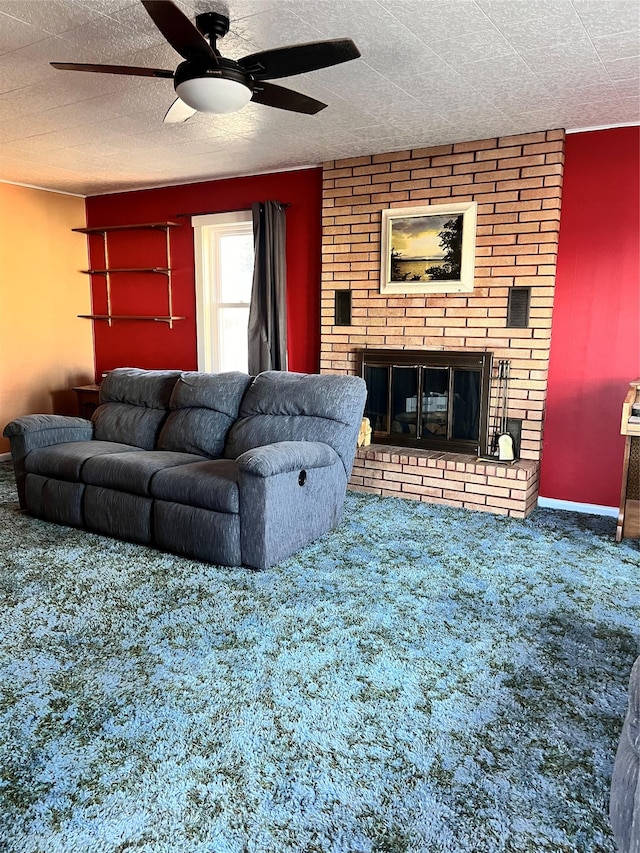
left=248, top=201, right=287, bottom=374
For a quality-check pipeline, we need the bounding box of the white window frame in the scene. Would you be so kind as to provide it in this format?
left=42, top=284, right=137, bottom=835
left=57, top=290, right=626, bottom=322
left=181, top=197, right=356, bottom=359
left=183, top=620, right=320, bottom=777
left=192, top=210, right=253, bottom=372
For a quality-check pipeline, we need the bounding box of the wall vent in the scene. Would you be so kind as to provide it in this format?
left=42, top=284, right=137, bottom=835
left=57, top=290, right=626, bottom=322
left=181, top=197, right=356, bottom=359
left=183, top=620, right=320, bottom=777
left=335, top=290, right=352, bottom=326
left=507, top=287, right=531, bottom=328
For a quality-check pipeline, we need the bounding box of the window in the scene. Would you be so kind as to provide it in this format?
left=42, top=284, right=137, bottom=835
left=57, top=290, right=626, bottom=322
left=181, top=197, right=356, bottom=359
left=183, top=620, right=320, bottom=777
left=193, top=211, right=254, bottom=373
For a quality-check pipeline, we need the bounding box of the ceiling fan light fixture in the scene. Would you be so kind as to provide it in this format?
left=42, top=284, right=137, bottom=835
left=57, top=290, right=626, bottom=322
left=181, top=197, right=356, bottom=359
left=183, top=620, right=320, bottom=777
left=175, top=76, right=252, bottom=113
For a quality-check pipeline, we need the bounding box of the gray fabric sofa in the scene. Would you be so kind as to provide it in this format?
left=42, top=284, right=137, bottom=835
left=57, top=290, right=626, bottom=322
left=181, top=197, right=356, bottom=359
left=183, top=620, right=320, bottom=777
left=610, top=655, right=640, bottom=853
left=3, top=368, right=367, bottom=569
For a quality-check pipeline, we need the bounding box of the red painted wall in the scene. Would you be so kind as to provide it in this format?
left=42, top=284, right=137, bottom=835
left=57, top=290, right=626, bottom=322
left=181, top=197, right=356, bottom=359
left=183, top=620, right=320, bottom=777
left=84, top=168, right=322, bottom=378
left=540, top=127, right=640, bottom=507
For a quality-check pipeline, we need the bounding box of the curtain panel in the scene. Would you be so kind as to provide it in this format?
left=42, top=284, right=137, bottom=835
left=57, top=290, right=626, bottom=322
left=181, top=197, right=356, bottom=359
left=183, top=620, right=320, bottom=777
left=248, top=201, right=287, bottom=374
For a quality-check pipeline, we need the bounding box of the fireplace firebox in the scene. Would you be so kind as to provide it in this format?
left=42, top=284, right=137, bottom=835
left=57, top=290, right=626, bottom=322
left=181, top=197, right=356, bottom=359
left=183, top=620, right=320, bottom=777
left=358, top=349, right=493, bottom=456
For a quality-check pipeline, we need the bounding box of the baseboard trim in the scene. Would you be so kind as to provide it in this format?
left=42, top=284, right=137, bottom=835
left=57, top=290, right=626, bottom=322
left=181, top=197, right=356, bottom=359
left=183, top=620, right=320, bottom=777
left=0, top=452, right=11, bottom=462
left=537, top=496, right=618, bottom=517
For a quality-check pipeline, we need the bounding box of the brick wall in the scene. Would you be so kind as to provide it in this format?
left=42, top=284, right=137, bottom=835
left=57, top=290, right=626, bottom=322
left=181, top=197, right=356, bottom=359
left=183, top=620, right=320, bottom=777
left=321, top=130, right=565, bottom=463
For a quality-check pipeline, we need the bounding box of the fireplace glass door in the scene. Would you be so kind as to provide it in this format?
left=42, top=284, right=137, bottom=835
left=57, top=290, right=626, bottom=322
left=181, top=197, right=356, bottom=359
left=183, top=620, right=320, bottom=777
left=360, top=350, right=492, bottom=455
left=422, top=367, right=449, bottom=439
left=391, top=366, right=418, bottom=439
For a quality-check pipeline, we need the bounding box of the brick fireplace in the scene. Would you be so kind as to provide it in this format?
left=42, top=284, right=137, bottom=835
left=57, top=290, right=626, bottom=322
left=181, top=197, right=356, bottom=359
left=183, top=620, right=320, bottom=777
left=320, top=130, right=565, bottom=518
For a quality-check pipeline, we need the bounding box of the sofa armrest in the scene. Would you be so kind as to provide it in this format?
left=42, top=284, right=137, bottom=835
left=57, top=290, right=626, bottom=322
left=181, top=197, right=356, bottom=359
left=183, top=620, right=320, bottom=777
left=610, top=656, right=640, bottom=853
left=236, top=440, right=339, bottom=478
left=3, top=415, right=94, bottom=509
left=4, top=414, right=93, bottom=441
left=236, top=441, right=347, bottom=569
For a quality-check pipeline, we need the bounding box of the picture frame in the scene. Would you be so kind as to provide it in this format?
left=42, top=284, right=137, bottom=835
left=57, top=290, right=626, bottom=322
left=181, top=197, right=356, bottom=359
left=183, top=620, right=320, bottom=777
left=380, top=201, right=477, bottom=295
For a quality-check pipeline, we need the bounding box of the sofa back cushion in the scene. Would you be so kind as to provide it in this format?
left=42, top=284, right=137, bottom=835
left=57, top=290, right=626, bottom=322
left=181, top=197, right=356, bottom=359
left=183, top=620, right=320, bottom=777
left=223, top=371, right=367, bottom=476
left=93, top=368, right=181, bottom=450
left=157, top=371, right=253, bottom=458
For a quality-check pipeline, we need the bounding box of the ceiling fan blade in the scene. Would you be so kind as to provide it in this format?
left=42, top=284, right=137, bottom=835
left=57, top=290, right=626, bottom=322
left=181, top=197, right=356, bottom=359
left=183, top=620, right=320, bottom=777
left=51, top=62, right=174, bottom=78
left=140, top=0, right=218, bottom=65
left=251, top=81, right=327, bottom=115
left=164, top=97, right=197, bottom=123
left=239, top=38, right=360, bottom=81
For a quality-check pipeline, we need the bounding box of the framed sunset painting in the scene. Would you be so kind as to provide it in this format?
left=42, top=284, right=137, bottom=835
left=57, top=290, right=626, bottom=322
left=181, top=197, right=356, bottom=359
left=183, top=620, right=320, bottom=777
left=380, top=201, right=477, bottom=294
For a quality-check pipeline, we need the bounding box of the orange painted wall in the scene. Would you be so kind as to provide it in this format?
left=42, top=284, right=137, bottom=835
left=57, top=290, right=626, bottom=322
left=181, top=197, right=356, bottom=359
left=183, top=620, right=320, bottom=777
left=0, top=183, right=95, bottom=454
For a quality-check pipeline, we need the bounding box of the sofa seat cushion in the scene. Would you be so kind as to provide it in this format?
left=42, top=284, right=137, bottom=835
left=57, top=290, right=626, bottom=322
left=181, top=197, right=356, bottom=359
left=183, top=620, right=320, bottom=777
left=150, top=459, right=239, bottom=514
left=82, top=450, right=207, bottom=496
left=25, top=440, right=139, bottom=481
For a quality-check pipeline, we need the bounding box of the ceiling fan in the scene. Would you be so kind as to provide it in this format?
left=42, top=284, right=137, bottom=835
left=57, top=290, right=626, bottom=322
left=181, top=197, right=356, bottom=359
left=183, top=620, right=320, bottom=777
left=51, top=0, right=360, bottom=123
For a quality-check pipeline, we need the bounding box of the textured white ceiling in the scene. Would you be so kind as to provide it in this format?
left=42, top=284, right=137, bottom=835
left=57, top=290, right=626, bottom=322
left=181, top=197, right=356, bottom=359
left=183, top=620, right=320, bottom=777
left=0, top=0, right=638, bottom=196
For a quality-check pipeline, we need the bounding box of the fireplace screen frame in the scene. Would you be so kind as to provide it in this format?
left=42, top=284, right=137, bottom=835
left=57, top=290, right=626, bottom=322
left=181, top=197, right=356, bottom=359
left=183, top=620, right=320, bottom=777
left=358, top=348, right=493, bottom=456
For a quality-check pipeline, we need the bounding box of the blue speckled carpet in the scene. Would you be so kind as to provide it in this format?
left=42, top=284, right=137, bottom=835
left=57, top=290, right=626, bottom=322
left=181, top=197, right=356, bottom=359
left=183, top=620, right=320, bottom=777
left=0, top=461, right=638, bottom=853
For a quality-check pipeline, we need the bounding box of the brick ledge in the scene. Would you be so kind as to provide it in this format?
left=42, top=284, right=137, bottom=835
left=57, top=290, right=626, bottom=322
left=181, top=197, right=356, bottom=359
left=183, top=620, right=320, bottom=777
left=355, top=444, right=538, bottom=479
left=349, top=444, right=540, bottom=517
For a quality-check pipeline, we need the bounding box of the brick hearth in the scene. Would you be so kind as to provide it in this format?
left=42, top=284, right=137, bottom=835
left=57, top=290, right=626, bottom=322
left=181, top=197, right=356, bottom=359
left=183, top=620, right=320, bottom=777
left=320, top=129, right=565, bottom=517
left=350, top=446, right=539, bottom=518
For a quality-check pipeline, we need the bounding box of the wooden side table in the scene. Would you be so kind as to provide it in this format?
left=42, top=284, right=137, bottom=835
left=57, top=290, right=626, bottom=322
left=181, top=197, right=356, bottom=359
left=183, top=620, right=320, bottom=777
left=73, top=384, right=101, bottom=420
